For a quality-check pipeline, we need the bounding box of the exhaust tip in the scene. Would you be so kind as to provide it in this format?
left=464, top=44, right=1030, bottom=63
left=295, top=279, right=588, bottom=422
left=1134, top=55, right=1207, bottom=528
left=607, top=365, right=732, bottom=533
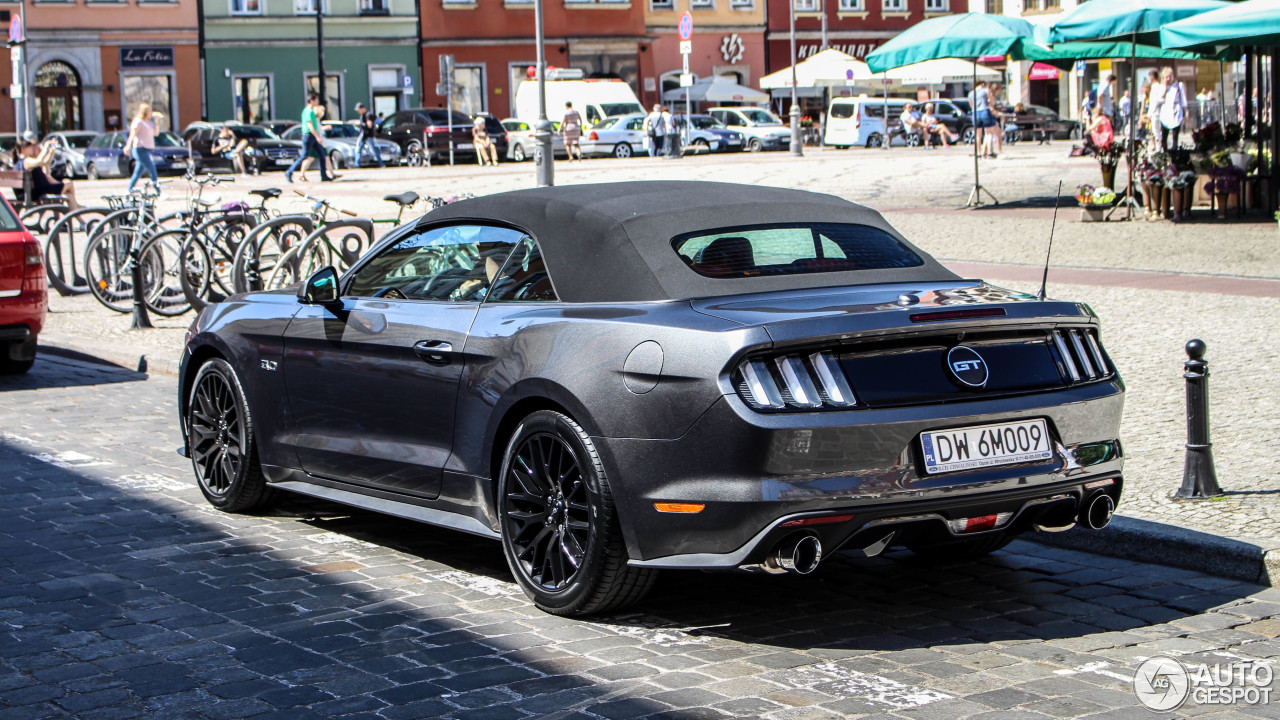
left=774, top=534, right=823, bottom=575
left=1082, top=494, right=1115, bottom=530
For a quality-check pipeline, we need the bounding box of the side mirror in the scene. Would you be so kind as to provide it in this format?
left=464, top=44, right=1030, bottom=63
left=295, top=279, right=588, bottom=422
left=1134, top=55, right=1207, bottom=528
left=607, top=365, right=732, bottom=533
left=298, top=266, right=340, bottom=305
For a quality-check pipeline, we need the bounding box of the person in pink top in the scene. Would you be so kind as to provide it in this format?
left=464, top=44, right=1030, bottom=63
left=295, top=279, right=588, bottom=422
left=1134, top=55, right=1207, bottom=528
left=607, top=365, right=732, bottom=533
left=123, top=103, right=163, bottom=193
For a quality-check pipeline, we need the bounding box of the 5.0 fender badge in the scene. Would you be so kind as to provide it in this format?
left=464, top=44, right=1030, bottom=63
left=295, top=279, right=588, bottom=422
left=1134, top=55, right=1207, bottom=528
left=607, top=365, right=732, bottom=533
left=260, top=360, right=278, bottom=372
left=946, top=346, right=988, bottom=388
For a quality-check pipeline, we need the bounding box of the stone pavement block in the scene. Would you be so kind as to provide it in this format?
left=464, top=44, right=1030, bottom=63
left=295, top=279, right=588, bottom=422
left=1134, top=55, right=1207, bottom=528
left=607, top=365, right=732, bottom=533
left=967, top=687, right=1045, bottom=709
left=586, top=696, right=672, bottom=719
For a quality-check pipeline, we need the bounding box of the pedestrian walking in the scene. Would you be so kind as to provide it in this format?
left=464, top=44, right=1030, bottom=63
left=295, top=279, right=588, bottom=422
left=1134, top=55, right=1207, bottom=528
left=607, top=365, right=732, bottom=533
left=1158, top=66, right=1187, bottom=150
left=1118, top=89, right=1131, bottom=137
left=663, top=106, right=681, bottom=159
left=561, top=102, right=583, bottom=161
left=123, top=103, right=163, bottom=193
left=645, top=104, right=665, bottom=158
left=354, top=102, right=385, bottom=168
left=1145, top=69, right=1164, bottom=151
left=286, top=93, right=333, bottom=183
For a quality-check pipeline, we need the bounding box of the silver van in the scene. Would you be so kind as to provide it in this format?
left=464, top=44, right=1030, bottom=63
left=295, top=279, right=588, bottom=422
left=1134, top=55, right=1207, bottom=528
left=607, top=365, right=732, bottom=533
left=823, top=97, right=913, bottom=148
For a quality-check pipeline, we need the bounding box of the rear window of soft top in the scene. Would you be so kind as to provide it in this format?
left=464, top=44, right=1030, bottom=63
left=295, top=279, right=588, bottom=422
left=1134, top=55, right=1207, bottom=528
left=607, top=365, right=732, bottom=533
left=674, top=223, right=923, bottom=279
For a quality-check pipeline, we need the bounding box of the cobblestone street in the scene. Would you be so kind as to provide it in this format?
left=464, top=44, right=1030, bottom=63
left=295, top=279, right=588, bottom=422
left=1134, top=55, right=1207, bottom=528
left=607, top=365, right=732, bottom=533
left=2, top=355, right=1279, bottom=719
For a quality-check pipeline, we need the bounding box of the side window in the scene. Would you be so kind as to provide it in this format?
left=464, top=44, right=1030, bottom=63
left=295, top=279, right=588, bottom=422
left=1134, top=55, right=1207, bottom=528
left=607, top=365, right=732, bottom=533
left=586, top=106, right=602, bottom=125
left=113, top=134, right=126, bottom=149
left=346, top=224, right=523, bottom=302
left=488, top=235, right=556, bottom=302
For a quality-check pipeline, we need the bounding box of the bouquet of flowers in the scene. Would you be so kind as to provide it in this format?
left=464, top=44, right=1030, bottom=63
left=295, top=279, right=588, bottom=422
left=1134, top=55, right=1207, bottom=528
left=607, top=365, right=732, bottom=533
left=1140, top=161, right=1166, bottom=186
left=1076, top=184, right=1116, bottom=206
left=1092, top=141, right=1125, bottom=168
left=1167, top=170, right=1197, bottom=190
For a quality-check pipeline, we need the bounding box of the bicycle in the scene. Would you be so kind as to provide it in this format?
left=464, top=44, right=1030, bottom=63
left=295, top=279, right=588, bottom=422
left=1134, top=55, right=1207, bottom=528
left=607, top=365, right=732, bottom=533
left=178, top=185, right=281, bottom=312
left=83, top=185, right=177, bottom=315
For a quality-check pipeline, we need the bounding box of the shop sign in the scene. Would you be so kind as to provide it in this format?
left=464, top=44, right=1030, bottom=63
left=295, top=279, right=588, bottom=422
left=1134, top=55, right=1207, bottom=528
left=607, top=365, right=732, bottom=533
left=120, top=47, right=175, bottom=69
left=797, top=42, right=879, bottom=59
left=1028, top=62, right=1060, bottom=81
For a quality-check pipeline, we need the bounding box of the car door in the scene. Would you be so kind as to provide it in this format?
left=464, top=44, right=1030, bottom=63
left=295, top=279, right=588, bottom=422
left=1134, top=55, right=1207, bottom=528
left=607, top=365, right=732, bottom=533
left=280, top=222, right=525, bottom=498
left=623, top=117, right=646, bottom=152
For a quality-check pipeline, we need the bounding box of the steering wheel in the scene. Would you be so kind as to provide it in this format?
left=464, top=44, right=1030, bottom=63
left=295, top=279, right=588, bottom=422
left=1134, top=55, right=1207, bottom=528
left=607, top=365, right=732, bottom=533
left=371, top=286, right=407, bottom=300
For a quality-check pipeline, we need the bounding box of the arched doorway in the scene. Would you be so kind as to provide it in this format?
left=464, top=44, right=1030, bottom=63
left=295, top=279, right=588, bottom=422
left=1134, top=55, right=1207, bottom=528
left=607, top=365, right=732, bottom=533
left=35, top=61, right=83, bottom=135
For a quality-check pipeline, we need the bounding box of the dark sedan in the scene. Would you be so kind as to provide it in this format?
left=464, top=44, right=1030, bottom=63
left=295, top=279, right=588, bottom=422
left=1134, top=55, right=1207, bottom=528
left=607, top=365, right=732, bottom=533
left=378, top=108, right=507, bottom=164
left=181, top=122, right=303, bottom=174
left=84, top=131, right=195, bottom=180
left=178, top=182, right=1125, bottom=616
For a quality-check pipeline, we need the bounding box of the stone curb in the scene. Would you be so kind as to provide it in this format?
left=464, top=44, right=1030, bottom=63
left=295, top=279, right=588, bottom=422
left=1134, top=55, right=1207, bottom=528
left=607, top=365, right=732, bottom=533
left=1028, top=515, right=1280, bottom=587
left=39, top=334, right=182, bottom=377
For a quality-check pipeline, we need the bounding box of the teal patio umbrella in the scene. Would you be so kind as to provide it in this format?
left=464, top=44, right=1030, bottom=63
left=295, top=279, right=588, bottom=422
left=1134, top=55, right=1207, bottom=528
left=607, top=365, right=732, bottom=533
left=1011, top=39, right=1211, bottom=70
left=1161, top=0, right=1280, bottom=50
left=1049, top=0, right=1231, bottom=218
left=867, top=13, right=1037, bottom=206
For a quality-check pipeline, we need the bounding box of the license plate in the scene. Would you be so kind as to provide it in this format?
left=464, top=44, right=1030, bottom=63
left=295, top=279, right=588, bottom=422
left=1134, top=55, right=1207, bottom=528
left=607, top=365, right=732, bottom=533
left=274, top=159, right=292, bottom=166
left=457, top=143, right=474, bottom=150
left=170, top=162, right=187, bottom=169
left=920, top=419, right=1052, bottom=474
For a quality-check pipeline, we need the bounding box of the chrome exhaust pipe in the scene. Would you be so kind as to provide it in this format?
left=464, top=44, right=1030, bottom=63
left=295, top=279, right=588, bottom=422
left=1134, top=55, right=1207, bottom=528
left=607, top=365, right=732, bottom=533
left=1081, top=494, right=1115, bottom=530
left=771, top=534, right=823, bottom=575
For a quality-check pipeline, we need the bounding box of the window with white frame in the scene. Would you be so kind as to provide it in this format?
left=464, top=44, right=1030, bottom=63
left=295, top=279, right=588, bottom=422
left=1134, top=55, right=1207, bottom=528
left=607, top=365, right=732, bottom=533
left=882, top=0, right=904, bottom=10
left=729, top=0, right=752, bottom=8
left=650, top=0, right=673, bottom=8
left=294, top=0, right=327, bottom=14
left=690, top=0, right=712, bottom=7
left=793, top=0, right=817, bottom=11
left=231, top=0, right=261, bottom=14
left=985, top=0, right=1000, bottom=13
left=838, top=0, right=863, bottom=10
left=359, top=0, right=389, bottom=14
left=924, top=0, right=946, bottom=11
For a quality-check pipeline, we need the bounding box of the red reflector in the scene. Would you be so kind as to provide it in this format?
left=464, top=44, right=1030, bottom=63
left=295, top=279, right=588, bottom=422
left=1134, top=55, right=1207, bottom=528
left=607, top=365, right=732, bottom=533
left=779, top=513, right=855, bottom=528
left=909, top=308, right=1006, bottom=323
left=964, top=514, right=999, bottom=532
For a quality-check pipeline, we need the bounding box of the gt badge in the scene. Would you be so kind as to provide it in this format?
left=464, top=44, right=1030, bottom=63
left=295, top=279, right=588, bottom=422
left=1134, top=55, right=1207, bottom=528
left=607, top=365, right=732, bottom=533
left=946, top=346, right=988, bottom=388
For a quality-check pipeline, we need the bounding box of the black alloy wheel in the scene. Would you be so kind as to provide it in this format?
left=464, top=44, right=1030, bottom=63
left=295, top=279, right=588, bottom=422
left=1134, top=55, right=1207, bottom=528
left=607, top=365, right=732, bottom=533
left=498, top=410, right=655, bottom=616
left=187, top=358, right=275, bottom=512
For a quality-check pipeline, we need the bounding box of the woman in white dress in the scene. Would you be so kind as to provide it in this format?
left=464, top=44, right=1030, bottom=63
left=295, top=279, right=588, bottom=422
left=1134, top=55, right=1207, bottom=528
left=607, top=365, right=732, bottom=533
left=1158, top=66, right=1186, bottom=150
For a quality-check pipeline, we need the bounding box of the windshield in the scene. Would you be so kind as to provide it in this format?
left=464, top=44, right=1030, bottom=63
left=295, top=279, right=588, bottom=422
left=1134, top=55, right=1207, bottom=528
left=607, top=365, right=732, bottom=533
left=600, top=102, right=643, bottom=117
left=739, top=108, right=782, bottom=125
left=155, top=132, right=184, bottom=148
left=232, top=125, right=278, bottom=140
left=692, top=116, right=725, bottom=130
left=595, top=117, right=623, bottom=130
left=324, top=124, right=359, bottom=139
left=674, top=223, right=923, bottom=279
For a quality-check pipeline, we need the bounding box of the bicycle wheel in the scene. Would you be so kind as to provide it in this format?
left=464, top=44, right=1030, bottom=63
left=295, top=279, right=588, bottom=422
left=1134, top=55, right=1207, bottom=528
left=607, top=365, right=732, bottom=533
left=44, top=207, right=109, bottom=296
left=231, top=217, right=312, bottom=294
left=84, top=228, right=139, bottom=313
left=179, top=233, right=218, bottom=312
left=138, top=229, right=193, bottom=316
left=195, top=212, right=258, bottom=297
left=19, top=203, right=69, bottom=238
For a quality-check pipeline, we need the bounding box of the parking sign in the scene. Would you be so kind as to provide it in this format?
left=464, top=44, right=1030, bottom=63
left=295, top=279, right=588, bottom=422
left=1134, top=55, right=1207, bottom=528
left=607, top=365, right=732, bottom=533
left=678, top=12, right=692, bottom=41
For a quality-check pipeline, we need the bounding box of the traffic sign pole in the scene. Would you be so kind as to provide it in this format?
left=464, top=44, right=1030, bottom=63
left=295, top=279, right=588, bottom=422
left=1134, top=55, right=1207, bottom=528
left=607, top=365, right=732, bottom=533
left=679, top=11, right=692, bottom=152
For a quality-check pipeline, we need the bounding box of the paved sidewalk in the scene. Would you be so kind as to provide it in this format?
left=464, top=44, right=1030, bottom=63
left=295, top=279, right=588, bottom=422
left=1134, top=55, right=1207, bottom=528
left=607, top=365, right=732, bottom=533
left=36, top=146, right=1280, bottom=587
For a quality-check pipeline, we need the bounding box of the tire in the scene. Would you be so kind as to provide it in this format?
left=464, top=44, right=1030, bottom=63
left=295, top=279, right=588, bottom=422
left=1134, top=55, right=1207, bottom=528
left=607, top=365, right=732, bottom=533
left=908, top=532, right=1014, bottom=562
left=692, top=139, right=710, bottom=151
left=1069, top=125, right=1083, bottom=140
left=329, top=150, right=345, bottom=171
left=613, top=143, right=632, bottom=159
left=84, top=227, right=139, bottom=313
left=498, top=410, right=656, bottom=616
left=960, top=127, right=976, bottom=144
left=406, top=140, right=424, bottom=167
left=0, top=338, right=35, bottom=375
left=865, top=133, right=883, bottom=149
left=512, top=144, right=527, bottom=162
left=747, top=137, right=763, bottom=152
left=186, top=358, right=276, bottom=513
left=87, top=163, right=100, bottom=181
left=138, top=230, right=194, bottom=316
left=45, top=208, right=108, bottom=296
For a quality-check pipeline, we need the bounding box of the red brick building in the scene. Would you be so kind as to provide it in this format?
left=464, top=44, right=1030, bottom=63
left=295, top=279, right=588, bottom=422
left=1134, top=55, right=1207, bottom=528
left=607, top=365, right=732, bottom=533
left=766, top=0, right=958, bottom=72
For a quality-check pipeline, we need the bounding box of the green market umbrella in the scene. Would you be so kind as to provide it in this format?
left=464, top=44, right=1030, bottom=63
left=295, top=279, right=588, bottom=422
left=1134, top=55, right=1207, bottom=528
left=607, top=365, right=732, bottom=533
left=866, top=13, right=1037, bottom=206
left=1010, top=39, right=1212, bottom=70
left=1161, top=0, right=1280, bottom=50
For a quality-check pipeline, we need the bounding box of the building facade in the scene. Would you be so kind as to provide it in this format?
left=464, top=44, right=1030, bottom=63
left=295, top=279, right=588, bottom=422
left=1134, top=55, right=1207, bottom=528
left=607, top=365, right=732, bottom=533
left=202, top=0, right=420, bottom=126
left=640, top=0, right=767, bottom=109
left=420, top=0, right=648, bottom=120
left=0, top=0, right=201, bottom=135
left=766, top=0, right=958, bottom=75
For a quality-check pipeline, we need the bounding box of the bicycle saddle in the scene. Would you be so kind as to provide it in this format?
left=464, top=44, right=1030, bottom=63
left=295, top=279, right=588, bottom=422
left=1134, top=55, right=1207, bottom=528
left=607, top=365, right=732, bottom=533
left=383, top=191, right=419, bottom=207
left=249, top=188, right=282, bottom=200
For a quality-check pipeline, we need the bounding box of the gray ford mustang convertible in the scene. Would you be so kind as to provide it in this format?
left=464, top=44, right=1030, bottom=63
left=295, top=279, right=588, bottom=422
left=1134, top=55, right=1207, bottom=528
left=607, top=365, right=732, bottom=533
left=179, top=181, right=1124, bottom=616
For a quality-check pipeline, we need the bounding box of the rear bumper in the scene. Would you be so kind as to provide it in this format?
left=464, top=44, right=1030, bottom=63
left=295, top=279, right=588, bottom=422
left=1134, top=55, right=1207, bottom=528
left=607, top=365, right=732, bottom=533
left=595, top=380, right=1124, bottom=566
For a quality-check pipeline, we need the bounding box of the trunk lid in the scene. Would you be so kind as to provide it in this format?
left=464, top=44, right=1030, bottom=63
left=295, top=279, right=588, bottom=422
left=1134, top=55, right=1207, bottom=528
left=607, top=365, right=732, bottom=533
left=0, top=232, right=29, bottom=295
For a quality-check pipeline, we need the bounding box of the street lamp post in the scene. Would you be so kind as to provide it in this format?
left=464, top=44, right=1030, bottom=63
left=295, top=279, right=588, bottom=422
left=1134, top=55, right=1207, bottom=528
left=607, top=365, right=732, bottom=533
left=315, top=2, right=326, bottom=111
left=788, top=0, right=803, bottom=156
left=533, top=0, right=554, bottom=187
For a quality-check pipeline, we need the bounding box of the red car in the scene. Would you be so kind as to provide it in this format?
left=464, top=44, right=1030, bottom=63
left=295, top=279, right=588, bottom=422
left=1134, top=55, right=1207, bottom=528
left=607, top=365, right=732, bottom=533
left=0, top=196, right=46, bottom=374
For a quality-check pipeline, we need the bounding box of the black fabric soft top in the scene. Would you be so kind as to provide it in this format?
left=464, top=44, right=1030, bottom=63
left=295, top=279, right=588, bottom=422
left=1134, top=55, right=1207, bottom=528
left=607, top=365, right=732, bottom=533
left=421, top=181, right=960, bottom=303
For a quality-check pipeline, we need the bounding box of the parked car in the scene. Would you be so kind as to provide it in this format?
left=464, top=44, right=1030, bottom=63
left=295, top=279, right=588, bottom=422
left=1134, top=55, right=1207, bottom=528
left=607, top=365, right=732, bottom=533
left=579, top=114, right=647, bottom=158
left=920, top=99, right=974, bottom=143
left=707, top=106, right=791, bottom=152
left=281, top=122, right=401, bottom=169
left=501, top=118, right=567, bottom=162
left=0, top=194, right=45, bottom=374
left=256, top=119, right=299, bottom=137
left=379, top=108, right=507, bottom=164
left=45, top=131, right=99, bottom=178
left=1004, top=104, right=1082, bottom=141
left=84, top=131, right=196, bottom=180
left=823, top=97, right=912, bottom=148
left=182, top=122, right=302, bottom=174
left=178, top=181, right=1125, bottom=617
left=680, top=114, right=745, bottom=153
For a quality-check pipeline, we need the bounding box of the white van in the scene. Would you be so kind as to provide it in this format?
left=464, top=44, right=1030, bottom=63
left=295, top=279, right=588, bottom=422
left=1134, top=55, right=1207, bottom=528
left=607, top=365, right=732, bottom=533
left=824, top=97, right=912, bottom=148
left=514, top=69, right=644, bottom=128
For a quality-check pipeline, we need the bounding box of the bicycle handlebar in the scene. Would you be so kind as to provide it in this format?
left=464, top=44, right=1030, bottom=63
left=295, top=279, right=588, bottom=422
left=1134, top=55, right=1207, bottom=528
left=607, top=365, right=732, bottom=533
left=292, top=188, right=356, bottom=217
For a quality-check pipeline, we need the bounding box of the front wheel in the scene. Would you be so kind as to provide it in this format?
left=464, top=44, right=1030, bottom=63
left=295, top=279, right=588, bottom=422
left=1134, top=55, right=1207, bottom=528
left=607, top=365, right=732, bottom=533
left=498, top=410, right=656, bottom=616
left=187, top=358, right=276, bottom=512
left=747, top=137, right=763, bottom=152
left=613, top=143, right=632, bottom=159
left=961, top=127, right=976, bottom=144
left=328, top=150, right=345, bottom=171
left=87, top=163, right=100, bottom=181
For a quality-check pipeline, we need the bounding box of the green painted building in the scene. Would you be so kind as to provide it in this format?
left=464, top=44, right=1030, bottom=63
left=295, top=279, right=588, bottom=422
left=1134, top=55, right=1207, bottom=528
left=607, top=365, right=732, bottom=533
left=202, top=0, right=420, bottom=126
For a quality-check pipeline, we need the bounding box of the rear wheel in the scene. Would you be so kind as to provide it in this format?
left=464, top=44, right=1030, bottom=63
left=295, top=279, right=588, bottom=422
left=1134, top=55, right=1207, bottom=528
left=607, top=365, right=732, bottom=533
left=865, top=133, right=883, bottom=148
left=187, top=358, right=275, bottom=512
left=908, top=532, right=1013, bottom=562
left=512, top=144, right=527, bottom=162
left=498, top=410, right=656, bottom=616
left=406, top=140, right=425, bottom=167
left=0, top=338, right=36, bottom=375
left=613, top=143, right=632, bottom=159
left=328, top=150, right=345, bottom=171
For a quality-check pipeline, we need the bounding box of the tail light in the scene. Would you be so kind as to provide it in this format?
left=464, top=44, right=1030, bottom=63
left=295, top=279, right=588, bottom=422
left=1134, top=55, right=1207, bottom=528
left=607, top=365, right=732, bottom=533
left=734, top=351, right=857, bottom=411
left=424, top=126, right=448, bottom=134
left=588, top=130, right=599, bottom=141
left=23, top=242, right=42, bottom=278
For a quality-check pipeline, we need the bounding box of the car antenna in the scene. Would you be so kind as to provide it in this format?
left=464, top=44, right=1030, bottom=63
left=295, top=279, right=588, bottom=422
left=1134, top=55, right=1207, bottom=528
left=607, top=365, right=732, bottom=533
left=1038, top=180, right=1063, bottom=302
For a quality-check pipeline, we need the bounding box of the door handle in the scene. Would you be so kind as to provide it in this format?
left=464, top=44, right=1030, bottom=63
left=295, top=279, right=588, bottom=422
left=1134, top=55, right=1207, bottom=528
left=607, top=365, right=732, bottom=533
left=413, top=340, right=454, bottom=365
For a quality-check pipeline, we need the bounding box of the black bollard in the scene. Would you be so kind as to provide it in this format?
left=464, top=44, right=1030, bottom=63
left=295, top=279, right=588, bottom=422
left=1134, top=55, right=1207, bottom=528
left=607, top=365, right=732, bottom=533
left=128, top=241, right=154, bottom=330
left=1176, top=339, right=1222, bottom=498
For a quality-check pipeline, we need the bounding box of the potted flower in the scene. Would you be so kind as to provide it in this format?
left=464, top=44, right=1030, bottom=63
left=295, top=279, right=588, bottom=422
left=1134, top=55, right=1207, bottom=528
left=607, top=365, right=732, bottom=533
left=1205, top=165, right=1246, bottom=218
left=1167, top=169, right=1196, bottom=221
left=1093, top=141, right=1124, bottom=189
left=1140, top=160, right=1166, bottom=218
left=1076, top=184, right=1115, bottom=221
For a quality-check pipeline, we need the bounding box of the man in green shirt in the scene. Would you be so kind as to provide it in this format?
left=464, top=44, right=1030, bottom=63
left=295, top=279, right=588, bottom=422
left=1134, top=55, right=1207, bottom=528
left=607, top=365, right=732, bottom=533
left=286, top=93, right=333, bottom=182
